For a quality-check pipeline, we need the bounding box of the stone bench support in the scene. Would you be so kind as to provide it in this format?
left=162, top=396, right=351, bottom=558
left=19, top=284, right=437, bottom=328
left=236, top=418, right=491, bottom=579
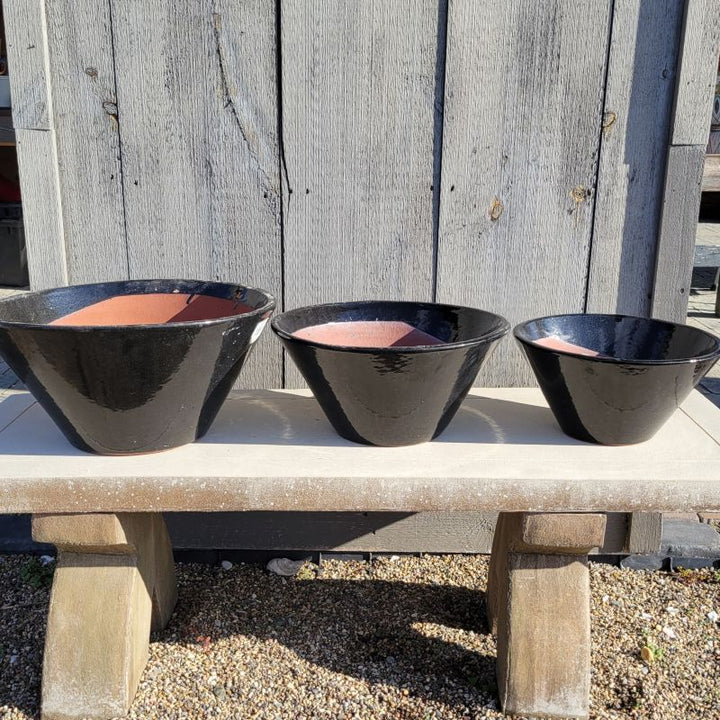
left=31, top=513, right=177, bottom=720
left=487, top=512, right=608, bottom=719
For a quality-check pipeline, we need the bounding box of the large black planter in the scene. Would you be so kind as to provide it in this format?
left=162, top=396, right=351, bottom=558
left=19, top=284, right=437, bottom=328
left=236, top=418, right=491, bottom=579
left=515, top=313, right=720, bottom=445
left=272, top=300, right=509, bottom=446
left=0, top=279, right=275, bottom=454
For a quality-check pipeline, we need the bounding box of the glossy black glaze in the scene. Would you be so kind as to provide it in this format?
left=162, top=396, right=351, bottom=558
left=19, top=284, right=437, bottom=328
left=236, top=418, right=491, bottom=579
left=514, top=313, right=720, bottom=445
left=0, top=280, right=275, bottom=454
left=272, top=301, right=509, bottom=446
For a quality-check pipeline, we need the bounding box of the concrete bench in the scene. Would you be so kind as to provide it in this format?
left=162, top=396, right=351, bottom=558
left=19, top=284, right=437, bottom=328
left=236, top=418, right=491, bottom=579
left=1, top=387, right=719, bottom=720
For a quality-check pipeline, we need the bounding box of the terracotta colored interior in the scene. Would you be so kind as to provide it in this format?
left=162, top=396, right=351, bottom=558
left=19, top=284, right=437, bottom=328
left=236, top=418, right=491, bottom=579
left=292, top=320, right=445, bottom=348
left=50, top=293, right=254, bottom=327
left=535, top=336, right=608, bottom=358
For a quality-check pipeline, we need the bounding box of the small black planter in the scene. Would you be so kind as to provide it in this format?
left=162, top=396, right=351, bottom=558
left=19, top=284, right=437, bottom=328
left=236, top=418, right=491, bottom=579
left=514, top=313, right=720, bottom=445
left=272, top=300, right=509, bottom=446
left=0, top=279, right=275, bottom=454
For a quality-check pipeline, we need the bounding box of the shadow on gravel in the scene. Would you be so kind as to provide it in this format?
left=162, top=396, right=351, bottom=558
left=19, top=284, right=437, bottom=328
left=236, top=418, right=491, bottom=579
left=0, top=561, right=496, bottom=718
left=168, top=564, right=497, bottom=711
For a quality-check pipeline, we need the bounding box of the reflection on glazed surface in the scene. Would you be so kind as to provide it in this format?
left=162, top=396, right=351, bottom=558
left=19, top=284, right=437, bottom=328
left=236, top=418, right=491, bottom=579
left=515, top=313, right=720, bottom=445
left=273, top=301, right=509, bottom=446
left=0, top=280, right=275, bottom=454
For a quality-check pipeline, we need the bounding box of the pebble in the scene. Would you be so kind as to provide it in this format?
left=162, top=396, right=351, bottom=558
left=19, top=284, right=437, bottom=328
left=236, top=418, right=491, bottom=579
left=266, top=558, right=305, bottom=577
left=220, top=561, right=233, bottom=571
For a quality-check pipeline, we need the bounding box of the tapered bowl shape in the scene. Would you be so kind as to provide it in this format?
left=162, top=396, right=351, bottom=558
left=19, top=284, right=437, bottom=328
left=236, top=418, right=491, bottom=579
left=272, top=300, right=509, bottom=446
left=0, top=279, right=275, bottom=454
left=514, top=313, right=720, bottom=445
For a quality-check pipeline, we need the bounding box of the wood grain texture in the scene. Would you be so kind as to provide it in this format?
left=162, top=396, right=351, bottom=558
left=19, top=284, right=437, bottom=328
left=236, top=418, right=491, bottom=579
left=671, top=0, right=720, bottom=146
left=3, top=0, right=50, bottom=130
left=587, top=0, right=684, bottom=316
left=111, top=0, right=281, bottom=388
left=436, top=0, right=612, bottom=386
left=280, top=0, right=438, bottom=387
left=14, top=130, right=67, bottom=289
left=651, top=144, right=706, bottom=321
left=44, top=0, right=127, bottom=284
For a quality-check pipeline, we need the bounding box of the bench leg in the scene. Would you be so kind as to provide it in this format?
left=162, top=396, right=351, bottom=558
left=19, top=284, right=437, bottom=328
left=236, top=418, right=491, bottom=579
left=31, top=513, right=177, bottom=720
left=487, top=512, right=607, bottom=719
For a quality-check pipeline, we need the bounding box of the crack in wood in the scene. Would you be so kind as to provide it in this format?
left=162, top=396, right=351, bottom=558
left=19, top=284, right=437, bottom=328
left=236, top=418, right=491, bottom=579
left=211, top=10, right=278, bottom=204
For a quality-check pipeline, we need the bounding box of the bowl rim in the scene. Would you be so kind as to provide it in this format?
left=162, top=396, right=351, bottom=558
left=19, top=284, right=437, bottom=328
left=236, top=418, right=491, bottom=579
left=0, top=279, right=276, bottom=331
left=513, top=312, right=720, bottom=365
left=271, top=299, right=510, bottom=353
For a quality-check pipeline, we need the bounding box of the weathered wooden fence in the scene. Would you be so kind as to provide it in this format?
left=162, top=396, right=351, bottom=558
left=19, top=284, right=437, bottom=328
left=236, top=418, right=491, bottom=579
left=4, top=0, right=719, bottom=553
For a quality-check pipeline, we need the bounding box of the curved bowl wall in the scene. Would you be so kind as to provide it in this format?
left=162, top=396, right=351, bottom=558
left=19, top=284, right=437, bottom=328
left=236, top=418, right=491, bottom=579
left=0, top=279, right=275, bottom=454
left=273, top=300, right=509, bottom=446
left=514, top=313, right=720, bottom=445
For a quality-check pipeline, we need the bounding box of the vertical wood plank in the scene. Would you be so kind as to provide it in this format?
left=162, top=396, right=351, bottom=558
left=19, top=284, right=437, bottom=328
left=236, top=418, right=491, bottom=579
left=44, top=0, right=127, bottom=284
left=652, top=0, right=720, bottom=323
left=14, top=130, right=68, bottom=288
left=112, top=0, right=281, bottom=389
left=586, top=0, right=684, bottom=316
left=671, top=0, right=720, bottom=146
left=651, top=145, right=706, bottom=321
left=4, top=0, right=50, bottom=130
left=280, top=0, right=439, bottom=387
left=436, top=0, right=612, bottom=387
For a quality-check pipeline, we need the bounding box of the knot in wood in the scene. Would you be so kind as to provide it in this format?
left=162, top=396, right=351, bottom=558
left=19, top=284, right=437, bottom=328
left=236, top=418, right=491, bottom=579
left=571, top=186, right=587, bottom=204
left=489, top=197, right=503, bottom=221
left=85, top=67, right=98, bottom=79
left=102, top=101, right=118, bottom=117
left=602, top=111, right=617, bottom=131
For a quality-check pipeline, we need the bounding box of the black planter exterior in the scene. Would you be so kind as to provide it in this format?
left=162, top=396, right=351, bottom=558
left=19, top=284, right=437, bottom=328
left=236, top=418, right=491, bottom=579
left=515, top=313, right=720, bottom=445
left=273, top=301, right=509, bottom=446
left=0, top=280, right=275, bottom=454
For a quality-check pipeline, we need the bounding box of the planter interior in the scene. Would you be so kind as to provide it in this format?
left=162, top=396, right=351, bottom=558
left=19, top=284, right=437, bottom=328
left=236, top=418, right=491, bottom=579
left=0, top=280, right=274, bottom=454
left=292, top=320, right=445, bottom=347
left=273, top=300, right=509, bottom=446
left=50, top=293, right=253, bottom=326
left=515, top=313, right=720, bottom=445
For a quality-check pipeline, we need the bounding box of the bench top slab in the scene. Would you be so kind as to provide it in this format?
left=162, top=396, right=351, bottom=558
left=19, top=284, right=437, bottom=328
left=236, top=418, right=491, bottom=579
left=0, top=388, right=718, bottom=514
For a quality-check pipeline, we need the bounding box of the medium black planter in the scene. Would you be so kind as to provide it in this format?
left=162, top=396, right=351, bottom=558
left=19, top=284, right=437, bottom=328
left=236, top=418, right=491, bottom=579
left=514, top=313, right=720, bottom=445
left=0, top=279, right=275, bottom=454
left=272, top=300, right=509, bottom=446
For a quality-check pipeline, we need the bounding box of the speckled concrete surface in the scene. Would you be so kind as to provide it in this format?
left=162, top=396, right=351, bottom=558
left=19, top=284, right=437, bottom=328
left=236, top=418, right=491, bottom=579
left=0, top=554, right=718, bottom=720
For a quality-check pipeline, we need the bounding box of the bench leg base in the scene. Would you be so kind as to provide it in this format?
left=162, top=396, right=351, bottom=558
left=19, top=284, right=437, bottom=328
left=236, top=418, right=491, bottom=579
left=32, top=513, right=177, bottom=720
left=488, top=512, right=606, bottom=719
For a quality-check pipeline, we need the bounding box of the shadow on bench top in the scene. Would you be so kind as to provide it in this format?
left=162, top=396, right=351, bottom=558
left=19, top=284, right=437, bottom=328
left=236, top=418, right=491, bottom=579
left=0, top=388, right=718, bottom=515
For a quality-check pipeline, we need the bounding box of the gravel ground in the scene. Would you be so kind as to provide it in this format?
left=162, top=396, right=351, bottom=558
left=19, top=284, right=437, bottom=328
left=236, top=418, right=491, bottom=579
left=0, top=554, right=718, bottom=720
